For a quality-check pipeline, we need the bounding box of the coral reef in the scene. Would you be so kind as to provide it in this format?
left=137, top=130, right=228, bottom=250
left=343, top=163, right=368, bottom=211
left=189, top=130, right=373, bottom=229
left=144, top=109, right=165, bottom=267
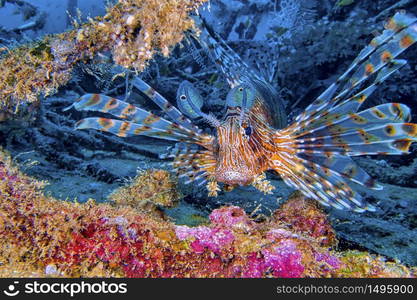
left=338, top=250, right=416, bottom=278
left=0, top=149, right=415, bottom=278
left=0, top=38, right=74, bottom=119
left=109, top=169, right=180, bottom=216
left=270, top=192, right=337, bottom=247
left=0, top=0, right=207, bottom=117
left=1, top=0, right=417, bottom=274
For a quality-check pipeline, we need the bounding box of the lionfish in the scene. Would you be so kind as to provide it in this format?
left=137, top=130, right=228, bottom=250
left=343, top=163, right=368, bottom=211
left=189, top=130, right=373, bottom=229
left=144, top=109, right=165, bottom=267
left=65, top=12, right=417, bottom=212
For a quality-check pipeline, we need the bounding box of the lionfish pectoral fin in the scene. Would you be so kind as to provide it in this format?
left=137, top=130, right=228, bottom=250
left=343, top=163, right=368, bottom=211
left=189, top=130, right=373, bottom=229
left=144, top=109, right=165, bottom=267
left=273, top=105, right=417, bottom=212
left=65, top=94, right=178, bottom=127
left=75, top=117, right=201, bottom=142
left=131, top=77, right=202, bottom=133
left=297, top=11, right=417, bottom=124
left=274, top=106, right=417, bottom=212
left=66, top=93, right=206, bottom=143
left=271, top=156, right=375, bottom=213
left=272, top=12, right=417, bottom=212
left=272, top=103, right=417, bottom=211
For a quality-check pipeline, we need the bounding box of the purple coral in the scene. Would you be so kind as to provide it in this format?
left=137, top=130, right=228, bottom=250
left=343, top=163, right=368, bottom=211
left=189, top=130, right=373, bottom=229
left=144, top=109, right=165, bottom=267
left=174, top=206, right=253, bottom=255
left=261, top=239, right=304, bottom=278
left=315, top=252, right=341, bottom=271
left=175, top=225, right=235, bottom=254
left=243, top=239, right=305, bottom=278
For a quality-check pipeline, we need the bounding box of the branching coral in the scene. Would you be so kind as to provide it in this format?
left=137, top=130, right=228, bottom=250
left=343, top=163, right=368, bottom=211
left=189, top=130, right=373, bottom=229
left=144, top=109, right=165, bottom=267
left=0, top=0, right=207, bottom=118
left=0, top=148, right=415, bottom=278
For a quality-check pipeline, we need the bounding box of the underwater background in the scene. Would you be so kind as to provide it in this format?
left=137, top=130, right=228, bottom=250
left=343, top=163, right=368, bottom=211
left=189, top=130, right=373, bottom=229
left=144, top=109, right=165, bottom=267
left=0, top=0, right=417, bottom=277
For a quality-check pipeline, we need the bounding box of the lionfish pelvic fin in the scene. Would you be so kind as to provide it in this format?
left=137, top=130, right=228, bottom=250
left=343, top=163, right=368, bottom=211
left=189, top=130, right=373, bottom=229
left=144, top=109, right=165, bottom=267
left=163, top=143, right=216, bottom=186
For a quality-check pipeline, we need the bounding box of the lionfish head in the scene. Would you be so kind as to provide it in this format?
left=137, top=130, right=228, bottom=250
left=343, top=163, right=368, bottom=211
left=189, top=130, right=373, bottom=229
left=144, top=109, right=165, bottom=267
left=177, top=81, right=266, bottom=186
left=214, top=116, right=257, bottom=185
left=212, top=85, right=260, bottom=186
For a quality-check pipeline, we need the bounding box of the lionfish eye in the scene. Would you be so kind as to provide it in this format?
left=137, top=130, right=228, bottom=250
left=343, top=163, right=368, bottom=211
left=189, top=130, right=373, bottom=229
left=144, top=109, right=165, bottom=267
left=244, top=125, right=252, bottom=136
left=239, top=87, right=244, bottom=92
left=180, top=94, right=187, bottom=100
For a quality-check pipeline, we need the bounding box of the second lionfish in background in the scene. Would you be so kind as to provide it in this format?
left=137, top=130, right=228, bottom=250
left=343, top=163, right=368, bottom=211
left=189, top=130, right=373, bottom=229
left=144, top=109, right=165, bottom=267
left=65, top=12, right=417, bottom=212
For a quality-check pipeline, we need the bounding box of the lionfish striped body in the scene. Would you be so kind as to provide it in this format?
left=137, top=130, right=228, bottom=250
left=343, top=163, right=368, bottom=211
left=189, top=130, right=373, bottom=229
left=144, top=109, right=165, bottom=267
left=65, top=12, right=417, bottom=212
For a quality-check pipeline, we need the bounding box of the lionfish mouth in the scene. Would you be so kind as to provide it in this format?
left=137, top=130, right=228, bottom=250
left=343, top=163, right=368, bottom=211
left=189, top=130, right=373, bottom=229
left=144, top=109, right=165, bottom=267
left=215, top=170, right=254, bottom=186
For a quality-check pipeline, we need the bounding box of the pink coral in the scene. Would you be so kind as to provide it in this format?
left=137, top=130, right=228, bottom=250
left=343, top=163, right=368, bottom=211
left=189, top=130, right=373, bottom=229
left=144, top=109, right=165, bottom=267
left=272, top=194, right=337, bottom=247
left=261, top=240, right=304, bottom=278
left=266, top=228, right=300, bottom=240
left=209, top=206, right=253, bottom=229
left=243, top=253, right=267, bottom=278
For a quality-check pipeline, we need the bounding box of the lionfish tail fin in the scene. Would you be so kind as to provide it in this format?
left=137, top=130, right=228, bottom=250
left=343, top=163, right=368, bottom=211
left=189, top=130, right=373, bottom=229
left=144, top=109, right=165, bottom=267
left=271, top=12, right=417, bottom=212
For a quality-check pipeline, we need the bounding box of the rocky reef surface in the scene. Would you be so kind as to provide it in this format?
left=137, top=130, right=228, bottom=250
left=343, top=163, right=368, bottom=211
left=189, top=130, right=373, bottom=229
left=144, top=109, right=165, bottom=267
left=0, top=0, right=417, bottom=271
